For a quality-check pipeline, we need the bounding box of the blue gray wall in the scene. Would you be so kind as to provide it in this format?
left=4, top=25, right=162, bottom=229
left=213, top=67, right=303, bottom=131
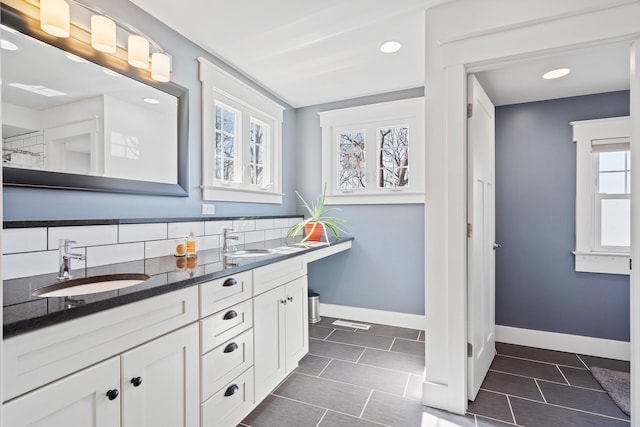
left=295, top=89, right=425, bottom=316
left=3, top=0, right=298, bottom=220
left=495, top=90, right=630, bottom=342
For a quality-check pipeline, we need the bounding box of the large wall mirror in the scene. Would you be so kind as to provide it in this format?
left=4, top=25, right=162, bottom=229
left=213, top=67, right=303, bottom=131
left=1, top=4, right=189, bottom=196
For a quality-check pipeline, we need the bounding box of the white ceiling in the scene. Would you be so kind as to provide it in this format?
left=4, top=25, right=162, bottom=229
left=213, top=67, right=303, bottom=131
left=129, top=0, right=630, bottom=108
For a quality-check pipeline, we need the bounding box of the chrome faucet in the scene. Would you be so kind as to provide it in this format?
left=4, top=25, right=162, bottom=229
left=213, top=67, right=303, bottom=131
left=223, top=228, right=239, bottom=253
left=58, top=239, right=86, bottom=280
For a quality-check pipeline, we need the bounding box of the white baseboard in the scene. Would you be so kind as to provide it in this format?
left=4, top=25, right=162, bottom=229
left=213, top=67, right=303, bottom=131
left=496, top=325, right=630, bottom=361
left=319, top=303, right=426, bottom=331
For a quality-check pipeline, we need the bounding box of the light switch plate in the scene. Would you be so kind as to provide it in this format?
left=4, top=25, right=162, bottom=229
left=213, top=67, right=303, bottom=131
left=201, top=204, right=215, bottom=215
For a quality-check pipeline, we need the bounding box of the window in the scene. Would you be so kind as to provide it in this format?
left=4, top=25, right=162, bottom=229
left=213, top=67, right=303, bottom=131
left=319, top=98, right=424, bottom=204
left=572, top=116, right=630, bottom=275
left=199, top=58, right=284, bottom=204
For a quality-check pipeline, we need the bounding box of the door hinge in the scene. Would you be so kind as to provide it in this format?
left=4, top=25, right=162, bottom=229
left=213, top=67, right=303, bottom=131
left=467, top=223, right=473, bottom=238
left=467, top=342, right=473, bottom=357
left=467, top=103, right=473, bottom=118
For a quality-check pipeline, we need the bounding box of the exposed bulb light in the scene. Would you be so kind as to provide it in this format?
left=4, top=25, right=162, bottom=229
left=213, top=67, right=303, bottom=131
left=40, top=0, right=70, bottom=38
left=542, top=68, right=571, bottom=80
left=128, top=34, right=149, bottom=69
left=380, top=40, right=401, bottom=54
left=151, top=52, right=171, bottom=82
left=91, top=15, right=116, bottom=53
left=1, top=39, right=19, bottom=51
left=143, top=97, right=160, bottom=104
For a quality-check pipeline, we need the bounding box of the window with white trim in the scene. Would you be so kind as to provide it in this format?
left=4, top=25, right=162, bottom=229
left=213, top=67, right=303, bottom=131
left=319, top=97, right=424, bottom=204
left=572, top=116, right=630, bottom=275
left=199, top=58, right=284, bottom=204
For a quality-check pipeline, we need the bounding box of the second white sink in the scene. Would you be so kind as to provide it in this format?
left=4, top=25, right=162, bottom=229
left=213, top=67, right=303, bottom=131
left=33, top=274, right=150, bottom=298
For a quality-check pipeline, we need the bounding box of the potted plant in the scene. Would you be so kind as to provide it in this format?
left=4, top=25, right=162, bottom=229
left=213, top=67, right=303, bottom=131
left=287, top=185, right=348, bottom=243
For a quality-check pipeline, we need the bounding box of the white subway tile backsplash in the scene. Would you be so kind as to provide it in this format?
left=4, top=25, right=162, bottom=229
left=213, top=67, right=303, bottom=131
left=244, top=230, right=265, bottom=244
left=198, top=235, right=220, bottom=251
left=48, top=225, right=118, bottom=249
left=289, top=217, right=303, bottom=227
left=265, top=229, right=282, bottom=241
left=145, top=240, right=173, bottom=259
left=2, top=228, right=48, bottom=254
left=3, top=250, right=63, bottom=280
left=273, top=218, right=290, bottom=228
left=119, top=223, right=167, bottom=243
left=168, top=221, right=205, bottom=238
left=255, top=218, right=274, bottom=230
left=233, top=219, right=255, bottom=232
left=204, top=220, right=232, bottom=236
left=86, top=243, right=145, bottom=268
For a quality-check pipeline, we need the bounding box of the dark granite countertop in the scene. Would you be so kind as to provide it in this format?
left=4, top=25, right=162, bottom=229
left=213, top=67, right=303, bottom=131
left=3, top=237, right=353, bottom=338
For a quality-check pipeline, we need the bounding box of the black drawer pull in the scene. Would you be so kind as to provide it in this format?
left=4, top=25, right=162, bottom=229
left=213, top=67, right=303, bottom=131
left=223, top=278, right=237, bottom=287
left=223, top=310, right=238, bottom=320
left=224, top=342, right=238, bottom=353
left=131, top=377, right=143, bottom=387
left=224, top=384, right=239, bottom=397
left=106, top=389, right=119, bottom=400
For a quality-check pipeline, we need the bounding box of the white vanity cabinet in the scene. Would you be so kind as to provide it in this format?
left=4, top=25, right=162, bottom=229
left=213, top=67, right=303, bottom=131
left=253, top=259, right=309, bottom=403
left=2, top=287, right=200, bottom=427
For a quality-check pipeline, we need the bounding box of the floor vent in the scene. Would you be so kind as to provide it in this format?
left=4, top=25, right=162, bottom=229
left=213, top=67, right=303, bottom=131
left=332, top=320, right=371, bottom=330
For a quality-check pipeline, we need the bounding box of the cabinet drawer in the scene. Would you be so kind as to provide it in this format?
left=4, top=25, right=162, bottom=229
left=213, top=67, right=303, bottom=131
left=199, top=270, right=252, bottom=318
left=201, top=328, right=253, bottom=401
left=200, top=299, right=253, bottom=354
left=253, top=257, right=307, bottom=296
left=201, top=367, right=254, bottom=427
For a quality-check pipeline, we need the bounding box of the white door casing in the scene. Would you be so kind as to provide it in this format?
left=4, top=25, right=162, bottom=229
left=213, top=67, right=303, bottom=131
left=466, top=74, right=496, bottom=401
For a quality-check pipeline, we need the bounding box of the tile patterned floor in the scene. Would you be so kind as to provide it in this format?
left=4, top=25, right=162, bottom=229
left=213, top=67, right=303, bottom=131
left=240, top=317, right=631, bottom=427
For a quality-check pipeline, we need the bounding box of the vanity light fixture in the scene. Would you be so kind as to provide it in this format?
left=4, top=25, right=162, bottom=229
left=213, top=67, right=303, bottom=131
left=35, top=0, right=172, bottom=82
left=380, top=40, right=402, bottom=54
left=40, top=0, right=70, bottom=38
left=542, top=68, right=571, bottom=80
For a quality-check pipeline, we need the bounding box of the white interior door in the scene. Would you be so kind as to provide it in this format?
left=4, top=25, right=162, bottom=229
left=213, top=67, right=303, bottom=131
left=467, top=74, right=496, bottom=401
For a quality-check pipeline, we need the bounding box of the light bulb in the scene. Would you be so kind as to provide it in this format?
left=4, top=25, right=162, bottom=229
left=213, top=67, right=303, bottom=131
left=128, top=35, right=149, bottom=69
left=91, top=15, right=116, bottom=53
left=40, top=0, right=70, bottom=38
left=151, top=52, right=171, bottom=82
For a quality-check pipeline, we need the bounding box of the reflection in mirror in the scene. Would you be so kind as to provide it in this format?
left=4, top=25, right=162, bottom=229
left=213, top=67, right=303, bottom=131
left=1, top=4, right=188, bottom=196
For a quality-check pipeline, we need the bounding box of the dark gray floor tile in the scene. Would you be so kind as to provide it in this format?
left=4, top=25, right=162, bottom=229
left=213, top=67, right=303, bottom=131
left=482, top=370, right=544, bottom=401
left=579, top=355, right=630, bottom=372
left=320, top=359, right=409, bottom=396
left=467, top=390, right=514, bottom=424
left=537, top=380, right=629, bottom=419
left=326, top=329, right=394, bottom=350
left=358, top=322, right=421, bottom=340
left=295, top=354, right=331, bottom=376
left=363, top=390, right=474, bottom=427
left=241, top=395, right=325, bottom=427
left=475, top=415, right=518, bottom=426
left=418, top=330, right=425, bottom=342
left=510, top=395, right=630, bottom=427
left=391, top=338, right=425, bottom=357
left=560, top=366, right=603, bottom=390
left=490, top=355, right=566, bottom=383
left=315, top=316, right=356, bottom=331
left=309, top=338, right=365, bottom=362
left=274, top=373, right=370, bottom=417
left=318, top=410, right=383, bottom=427
left=358, top=348, right=424, bottom=375
left=310, top=324, right=335, bottom=340
left=496, top=342, right=584, bottom=367
left=404, top=375, right=423, bottom=401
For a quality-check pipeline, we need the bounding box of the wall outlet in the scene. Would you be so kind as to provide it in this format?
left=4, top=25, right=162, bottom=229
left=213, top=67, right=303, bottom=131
left=201, top=204, right=215, bottom=215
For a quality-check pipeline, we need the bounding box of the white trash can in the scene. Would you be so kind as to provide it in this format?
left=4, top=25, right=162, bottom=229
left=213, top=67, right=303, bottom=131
left=308, top=292, right=321, bottom=324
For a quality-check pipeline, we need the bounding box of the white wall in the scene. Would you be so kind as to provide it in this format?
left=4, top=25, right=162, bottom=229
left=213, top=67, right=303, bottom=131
left=423, top=0, right=640, bottom=415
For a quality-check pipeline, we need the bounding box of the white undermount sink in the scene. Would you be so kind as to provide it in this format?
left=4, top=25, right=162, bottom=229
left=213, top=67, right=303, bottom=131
left=32, top=274, right=150, bottom=298
left=224, top=249, right=274, bottom=258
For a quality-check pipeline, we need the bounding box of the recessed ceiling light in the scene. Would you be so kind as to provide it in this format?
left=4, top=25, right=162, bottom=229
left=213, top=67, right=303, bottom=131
left=380, top=40, right=401, bottom=54
left=542, top=68, right=571, bottom=80
left=143, top=97, right=160, bottom=104
left=1, top=39, right=18, bottom=51
left=65, top=53, right=86, bottom=63
left=9, top=83, right=66, bottom=97
left=102, top=68, right=119, bottom=77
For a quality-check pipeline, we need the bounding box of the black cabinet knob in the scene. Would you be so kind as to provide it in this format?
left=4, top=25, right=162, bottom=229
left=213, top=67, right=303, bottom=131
left=106, top=389, right=119, bottom=400
left=223, top=278, right=238, bottom=287
left=224, top=342, right=239, bottom=353
left=287, top=296, right=293, bottom=302
left=280, top=299, right=287, bottom=305
left=131, top=377, right=143, bottom=387
left=223, top=310, right=238, bottom=320
left=224, top=384, right=239, bottom=397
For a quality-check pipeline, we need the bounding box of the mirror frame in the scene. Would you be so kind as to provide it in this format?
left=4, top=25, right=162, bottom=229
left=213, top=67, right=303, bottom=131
left=1, top=4, right=189, bottom=196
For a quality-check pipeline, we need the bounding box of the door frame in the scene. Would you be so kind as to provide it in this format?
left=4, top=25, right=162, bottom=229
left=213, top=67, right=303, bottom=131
left=423, top=2, right=640, bottom=419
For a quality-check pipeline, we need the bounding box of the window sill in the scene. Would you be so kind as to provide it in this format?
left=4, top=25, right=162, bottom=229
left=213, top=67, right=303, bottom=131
left=325, top=192, right=425, bottom=205
left=202, top=185, right=283, bottom=204
left=572, top=251, right=630, bottom=275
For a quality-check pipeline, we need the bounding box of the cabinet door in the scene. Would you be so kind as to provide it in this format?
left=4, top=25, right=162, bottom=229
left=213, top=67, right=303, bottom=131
left=285, top=276, right=309, bottom=371
left=253, top=286, right=286, bottom=403
left=3, top=357, right=120, bottom=427
left=121, top=323, right=199, bottom=427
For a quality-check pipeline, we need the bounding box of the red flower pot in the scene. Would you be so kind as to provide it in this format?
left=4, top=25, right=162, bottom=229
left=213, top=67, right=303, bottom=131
left=304, top=222, right=324, bottom=241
